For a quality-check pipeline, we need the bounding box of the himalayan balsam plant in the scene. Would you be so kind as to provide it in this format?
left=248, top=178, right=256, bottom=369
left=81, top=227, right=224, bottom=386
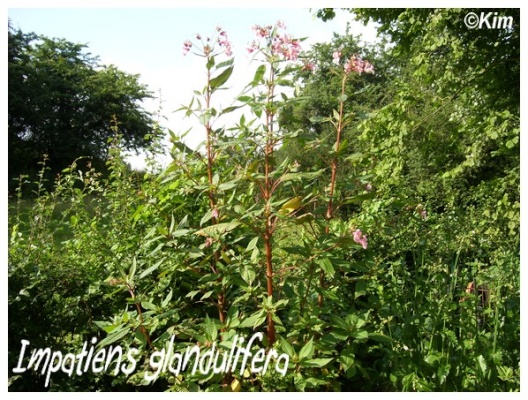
left=318, top=50, right=374, bottom=306
left=181, top=26, right=235, bottom=326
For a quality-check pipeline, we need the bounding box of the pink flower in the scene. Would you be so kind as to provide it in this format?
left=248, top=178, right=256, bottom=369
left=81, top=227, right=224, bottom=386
left=253, top=24, right=272, bottom=38
left=420, top=209, right=427, bottom=219
left=217, top=29, right=233, bottom=57
left=344, top=54, right=375, bottom=75
left=363, top=61, right=375, bottom=74
left=302, top=61, right=316, bottom=73
left=276, top=20, right=286, bottom=29
left=249, top=22, right=301, bottom=61
left=247, top=40, right=259, bottom=54
left=182, top=40, right=193, bottom=56
left=353, top=229, right=368, bottom=249
left=332, top=51, right=341, bottom=65
left=271, top=32, right=301, bottom=61
left=212, top=208, right=219, bottom=219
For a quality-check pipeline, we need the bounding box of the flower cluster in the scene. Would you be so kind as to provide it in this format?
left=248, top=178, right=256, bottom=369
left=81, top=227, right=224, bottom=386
left=247, top=20, right=302, bottom=61
left=352, top=229, right=368, bottom=249
left=333, top=51, right=375, bottom=75
left=217, top=27, right=233, bottom=57
left=252, top=24, right=272, bottom=39
left=272, top=32, right=301, bottom=61
left=182, top=26, right=233, bottom=57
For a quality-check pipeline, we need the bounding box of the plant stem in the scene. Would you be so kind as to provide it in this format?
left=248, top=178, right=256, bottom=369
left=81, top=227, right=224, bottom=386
left=263, top=63, right=276, bottom=345
left=319, top=74, right=348, bottom=307
left=127, top=284, right=153, bottom=349
left=205, top=61, right=226, bottom=325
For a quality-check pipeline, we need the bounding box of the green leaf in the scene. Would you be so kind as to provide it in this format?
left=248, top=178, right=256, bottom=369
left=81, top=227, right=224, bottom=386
left=203, top=315, right=218, bottom=342
left=139, top=257, right=165, bottom=279
left=218, top=180, right=237, bottom=191
left=477, top=355, right=487, bottom=375
left=246, top=236, right=259, bottom=252
left=186, top=290, right=200, bottom=299
left=279, top=336, right=296, bottom=358
left=220, top=105, right=241, bottom=115
left=250, top=246, right=260, bottom=263
left=338, top=348, right=355, bottom=372
left=128, top=257, right=137, bottom=285
left=200, top=209, right=213, bottom=227
left=355, top=280, right=367, bottom=299
left=301, top=358, right=333, bottom=368
left=206, top=55, right=215, bottom=70
left=238, top=95, right=253, bottom=104
left=279, top=196, right=302, bottom=215
left=316, top=257, right=335, bottom=278
left=141, top=301, right=157, bottom=311
left=169, top=213, right=176, bottom=234
left=298, top=338, right=314, bottom=361
left=97, top=325, right=130, bottom=349
left=338, top=138, right=348, bottom=153
left=170, top=229, right=190, bottom=238
left=201, top=290, right=214, bottom=300
left=368, top=333, right=392, bottom=344
left=346, top=152, right=363, bottom=163
left=279, top=170, right=323, bottom=183
left=172, top=140, right=199, bottom=156
left=294, top=213, right=314, bottom=225
left=352, top=330, right=368, bottom=342
left=177, top=215, right=189, bottom=229
left=210, top=66, right=234, bottom=89
left=216, top=59, right=234, bottom=69
left=161, top=289, right=173, bottom=308
left=252, top=65, right=266, bottom=85
left=238, top=310, right=266, bottom=329
left=240, top=265, right=256, bottom=285
left=195, top=221, right=241, bottom=237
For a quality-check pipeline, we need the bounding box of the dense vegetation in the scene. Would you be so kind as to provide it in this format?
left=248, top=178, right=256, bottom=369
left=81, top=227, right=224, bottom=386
left=8, top=9, right=520, bottom=392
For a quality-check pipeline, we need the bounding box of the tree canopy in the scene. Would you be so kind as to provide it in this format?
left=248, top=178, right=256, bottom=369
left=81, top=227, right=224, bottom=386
left=307, top=8, right=520, bottom=255
left=8, top=23, right=156, bottom=189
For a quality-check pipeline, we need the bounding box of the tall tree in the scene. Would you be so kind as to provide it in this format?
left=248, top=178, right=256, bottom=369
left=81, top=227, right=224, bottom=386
left=8, top=24, right=156, bottom=187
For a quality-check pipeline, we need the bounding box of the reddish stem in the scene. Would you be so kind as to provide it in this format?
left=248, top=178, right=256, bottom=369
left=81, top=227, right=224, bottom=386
left=205, top=61, right=226, bottom=325
left=319, top=74, right=348, bottom=307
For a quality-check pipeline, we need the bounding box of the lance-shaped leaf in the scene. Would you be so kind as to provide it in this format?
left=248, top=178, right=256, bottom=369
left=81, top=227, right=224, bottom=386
left=97, top=325, right=131, bottom=349
left=194, top=221, right=241, bottom=237
left=279, top=196, right=302, bottom=215
left=210, top=66, right=234, bottom=90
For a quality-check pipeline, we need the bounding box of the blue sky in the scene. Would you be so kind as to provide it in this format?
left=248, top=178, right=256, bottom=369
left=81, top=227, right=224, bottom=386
left=7, top=4, right=380, bottom=168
